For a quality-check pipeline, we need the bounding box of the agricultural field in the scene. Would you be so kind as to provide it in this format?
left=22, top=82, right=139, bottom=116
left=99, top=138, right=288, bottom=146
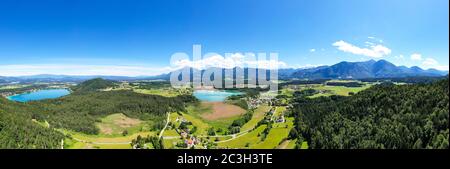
left=250, top=117, right=294, bottom=149
left=0, top=84, right=30, bottom=90
left=62, top=129, right=155, bottom=149
left=309, top=84, right=372, bottom=97
left=6, top=78, right=382, bottom=149
left=241, top=105, right=270, bottom=131
left=169, top=112, right=211, bottom=135
left=217, top=125, right=268, bottom=148
left=60, top=113, right=158, bottom=149
left=131, top=81, right=191, bottom=97
left=58, top=102, right=294, bottom=149
left=133, top=88, right=180, bottom=97
left=96, top=113, right=144, bottom=135
left=185, top=102, right=244, bottom=130
left=281, top=80, right=374, bottom=98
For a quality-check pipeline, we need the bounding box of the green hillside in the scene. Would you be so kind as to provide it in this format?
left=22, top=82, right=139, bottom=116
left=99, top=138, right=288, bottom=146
left=0, top=97, right=64, bottom=148
left=291, top=78, right=449, bottom=149
left=70, top=78, right=117, bottom=92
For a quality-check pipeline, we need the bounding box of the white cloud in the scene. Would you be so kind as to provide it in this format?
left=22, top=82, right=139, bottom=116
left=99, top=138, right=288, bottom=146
left=422, top=58, right=438, bottom=66
left=410, top=53, right=422, bottom=61
left=292, top=64, right=324, bottom=69
left=432, top=65, right=449, bottom=71
left=420, top=57, right=449, bottom=71
left=367, top=36, right=383, bottom=43
left=332, top=40, right=391, bottom=58
left=172, top=53, right=287, bottom=70
left=309, top=49, right=316, bottom=52
left=0, top=53, right=290, bottom=76
left=365, top=41, right=374, bottom=46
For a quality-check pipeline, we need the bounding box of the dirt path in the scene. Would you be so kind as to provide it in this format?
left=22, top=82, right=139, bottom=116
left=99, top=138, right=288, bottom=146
left=72, top=137, right=131, bottom=144
left=277, top=140, right=290, bottom=149
left=158, top=112, right=170, bottom=139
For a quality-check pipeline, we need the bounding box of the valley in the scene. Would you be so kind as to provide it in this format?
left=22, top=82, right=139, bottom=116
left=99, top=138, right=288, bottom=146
left=3, top=74, right=446, bottom=149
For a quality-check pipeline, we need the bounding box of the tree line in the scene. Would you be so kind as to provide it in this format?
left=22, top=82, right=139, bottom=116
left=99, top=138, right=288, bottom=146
left=290, top=78, right=449, bottom=149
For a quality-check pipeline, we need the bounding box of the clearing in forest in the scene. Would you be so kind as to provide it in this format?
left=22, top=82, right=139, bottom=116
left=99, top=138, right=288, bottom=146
left=97, top=113, right=142, bottom=135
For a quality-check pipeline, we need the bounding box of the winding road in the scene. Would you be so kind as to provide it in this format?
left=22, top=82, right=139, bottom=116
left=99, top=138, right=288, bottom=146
left=158, top=112, right=171, bottom=139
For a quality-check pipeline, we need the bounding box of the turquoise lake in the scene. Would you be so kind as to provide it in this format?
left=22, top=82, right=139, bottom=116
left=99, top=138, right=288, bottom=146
left=193, top=90, right=243, bottom=102
left=7, top=89, right=70, bottom=102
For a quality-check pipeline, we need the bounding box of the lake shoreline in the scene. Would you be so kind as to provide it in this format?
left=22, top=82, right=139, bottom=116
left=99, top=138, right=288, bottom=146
left=7, top=88, right=71, bottom=102
left=193, top=90, right=243, bottom=102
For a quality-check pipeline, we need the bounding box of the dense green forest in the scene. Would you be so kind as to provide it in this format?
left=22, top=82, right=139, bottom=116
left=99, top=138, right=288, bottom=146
left=0, top=97, right=64, bottom=148
left=359, top=76, right=447, bottom=84
left=1, top=77, right=449, bottom=149
left=31, top=90, right=198, bottom=134
left=290, top=78, right=449, bottom=149
left=325, top=81, right=364, bottom=87
left=0, top=78, right=199, bottom=148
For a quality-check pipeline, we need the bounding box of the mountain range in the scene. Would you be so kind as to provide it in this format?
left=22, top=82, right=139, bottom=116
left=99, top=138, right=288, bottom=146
left=289, top=59, right=447, bottom=79
left=145, top=59, right=448, bottom=80
left=0, top=60, right=448, bottom=84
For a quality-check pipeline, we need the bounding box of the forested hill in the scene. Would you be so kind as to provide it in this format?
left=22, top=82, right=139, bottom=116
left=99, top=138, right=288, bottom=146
left=0, top=97, right=64, bottom=148
left=29, top=90, right=199, bottom=134
left=70, top=78, right=117, bottom=92
left=1, top=78, right=199, bottom=148
left=291, top=78, right=449, bottom=149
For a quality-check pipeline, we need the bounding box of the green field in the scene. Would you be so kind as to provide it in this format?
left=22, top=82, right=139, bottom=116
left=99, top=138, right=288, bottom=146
left=277, top=139, right=297, bottom=149
left=96, top=113, right=147, bottom=135
left=309, top=84, right=372, bottom=97
left=280, top=80, right=374, bottom=98
left=0, top=84, right=30, bottom=90
left=162, top=129, right=179, bottom=137
left=241, top=105, right=270, bottom=131
left=47, top=81, right=344, bottom=149
left=251, top=117, right=294, bottom=149
left=185, top=104, right=239, bottom=131
left=171, top=112, right=211, bottom=135
left=273, top=106, right=286, bottom=118
left=133, top=88, right=180, bottom=97
left=62, top=130, right=155, bottom=149
left=60, top=113, right=158, bottom=149
left=300, top=141, right=309, bottom=149
left=217, top=125, right=268, bottom=148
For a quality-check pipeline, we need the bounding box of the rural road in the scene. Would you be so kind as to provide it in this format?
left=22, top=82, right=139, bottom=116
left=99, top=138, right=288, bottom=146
left=72, top=137, right=131, bottom=145
left=158, top=112, right=171, bottom=139
left=69, top=105, right=274, bottom=145
left=270, top=107, right=278, bottom=121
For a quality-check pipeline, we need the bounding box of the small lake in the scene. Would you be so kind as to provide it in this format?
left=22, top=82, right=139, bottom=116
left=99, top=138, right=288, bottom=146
left=193, top=90, right=243, bottom=102
left=7, top=89, right=70, bottom=102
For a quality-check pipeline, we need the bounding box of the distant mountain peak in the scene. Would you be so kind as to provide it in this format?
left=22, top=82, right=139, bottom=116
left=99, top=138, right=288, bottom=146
left=291, top=59, right=446, bottom=79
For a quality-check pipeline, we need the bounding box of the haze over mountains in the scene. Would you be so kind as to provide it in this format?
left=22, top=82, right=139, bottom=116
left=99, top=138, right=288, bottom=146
left=289, top=59, right=448, bottom=79
left=0, top=60, right=447, bottom=84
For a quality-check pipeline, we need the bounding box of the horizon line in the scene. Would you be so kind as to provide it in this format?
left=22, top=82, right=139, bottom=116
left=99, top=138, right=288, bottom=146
left=0, top=59, right=448, bottom=77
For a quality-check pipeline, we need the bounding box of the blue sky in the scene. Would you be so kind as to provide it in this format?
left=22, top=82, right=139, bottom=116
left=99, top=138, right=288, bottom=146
left=0, top=0, right=448, bottom=76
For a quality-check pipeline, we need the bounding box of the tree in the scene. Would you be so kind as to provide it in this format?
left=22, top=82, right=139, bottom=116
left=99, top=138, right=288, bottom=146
left=290, top=78, right=449, bottom=149
left=207, top=127, right=216, bottom=136
left=122, top=130, right=128, bottom=136
left=288, top=128, right=298, bottom=139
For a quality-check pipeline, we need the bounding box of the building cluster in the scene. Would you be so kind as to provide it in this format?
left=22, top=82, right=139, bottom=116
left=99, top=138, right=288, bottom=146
left=175, top=116, right=200, bottom=148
